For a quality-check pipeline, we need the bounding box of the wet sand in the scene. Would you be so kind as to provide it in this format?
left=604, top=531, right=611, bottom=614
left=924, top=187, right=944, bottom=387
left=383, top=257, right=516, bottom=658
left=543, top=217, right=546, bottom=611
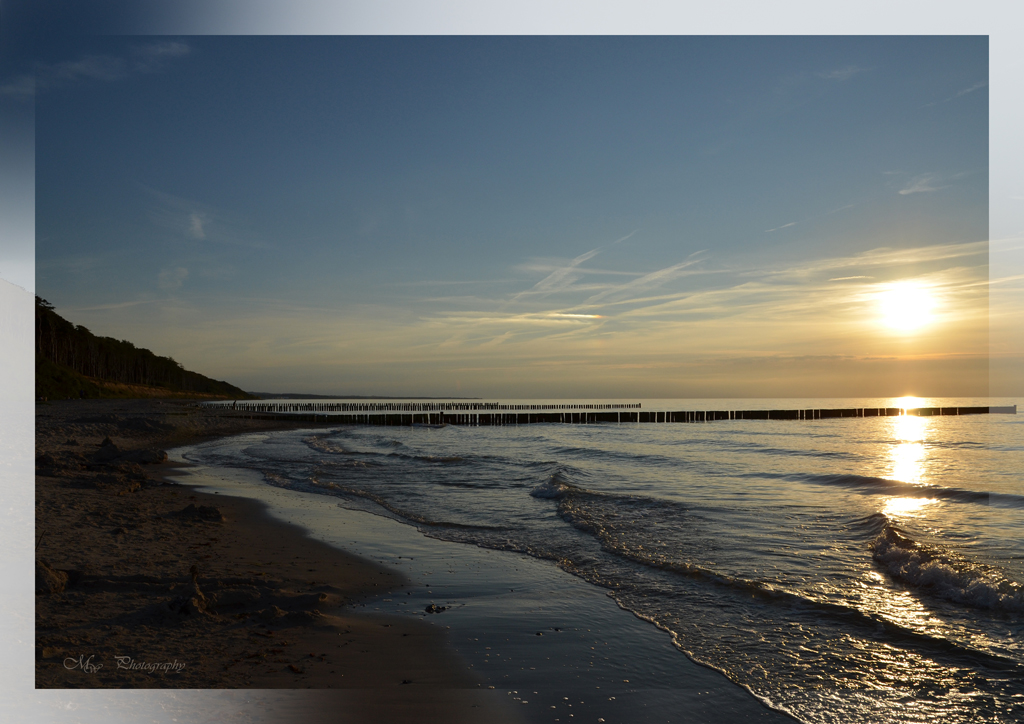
left=35, top=399, right=519, bottom=723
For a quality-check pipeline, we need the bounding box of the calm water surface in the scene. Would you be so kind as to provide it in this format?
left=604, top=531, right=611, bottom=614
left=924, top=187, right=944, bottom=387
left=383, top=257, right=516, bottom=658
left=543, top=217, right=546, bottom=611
left=185, top=397, right=1023, bottom=724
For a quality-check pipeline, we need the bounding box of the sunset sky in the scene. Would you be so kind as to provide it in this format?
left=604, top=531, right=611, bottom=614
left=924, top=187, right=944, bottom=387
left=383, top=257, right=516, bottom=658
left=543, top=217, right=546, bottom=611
left=29, top=35, right=994, bottom=398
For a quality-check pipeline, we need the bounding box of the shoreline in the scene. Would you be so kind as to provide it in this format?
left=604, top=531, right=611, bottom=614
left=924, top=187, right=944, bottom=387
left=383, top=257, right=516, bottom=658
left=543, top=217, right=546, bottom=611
left=168, top=424, right=795, bottom=723
left=36, top=398, right=794, bottom=724
left=35, top=399, right=519, bottom=722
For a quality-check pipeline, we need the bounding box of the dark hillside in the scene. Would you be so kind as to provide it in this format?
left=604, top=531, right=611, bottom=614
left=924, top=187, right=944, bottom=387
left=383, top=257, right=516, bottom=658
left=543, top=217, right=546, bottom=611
left=35, top=297, right=254, bottom=400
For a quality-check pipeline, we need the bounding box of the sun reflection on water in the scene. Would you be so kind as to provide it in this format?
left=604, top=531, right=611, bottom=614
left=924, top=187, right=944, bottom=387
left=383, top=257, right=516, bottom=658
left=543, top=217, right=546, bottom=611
left=888, top=414, right=930, bottom=486
left=881, top=496, right=937, bottom=518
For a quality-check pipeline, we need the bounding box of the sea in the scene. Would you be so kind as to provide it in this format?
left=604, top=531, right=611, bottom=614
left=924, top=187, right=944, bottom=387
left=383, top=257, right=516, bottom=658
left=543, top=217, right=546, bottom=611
left=180, top=397, right=1023, bottom=724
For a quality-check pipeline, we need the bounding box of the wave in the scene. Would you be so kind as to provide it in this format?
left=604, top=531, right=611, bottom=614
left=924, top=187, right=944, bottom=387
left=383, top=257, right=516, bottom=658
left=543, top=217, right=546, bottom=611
left=871, top=516, right=1024, bottom=614
left=303, top=435, right=374, bottom=457
left=535, top=480, right=1023, bottom=671
left=686, top=434, right=863, bottom=460
left=749, top=471, right=1024, bottom=509
left=325, top=483, right=506, bottom=531
left=549, top=445, right=680, bottom=467
left=529, top=474, right=575, bottom=500
left=388, top=452, right=467, bottom=465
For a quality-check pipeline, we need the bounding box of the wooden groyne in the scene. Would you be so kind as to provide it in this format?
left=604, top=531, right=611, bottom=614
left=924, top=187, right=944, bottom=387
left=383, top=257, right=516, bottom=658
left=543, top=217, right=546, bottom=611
left=215, top=401, right=641, bottom=413
left=205, top=404, right=1016, bottom=427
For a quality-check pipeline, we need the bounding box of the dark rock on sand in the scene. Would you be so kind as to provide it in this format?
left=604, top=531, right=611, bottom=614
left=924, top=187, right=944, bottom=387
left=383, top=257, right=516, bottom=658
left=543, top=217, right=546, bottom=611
left=424, top=603, right=448, bottom=614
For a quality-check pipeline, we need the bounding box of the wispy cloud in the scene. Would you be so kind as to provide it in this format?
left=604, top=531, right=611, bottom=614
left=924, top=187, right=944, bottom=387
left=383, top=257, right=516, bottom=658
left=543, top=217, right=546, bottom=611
left=744, top=241, right=986, bottom=280
left=0, top=41, right=190, bottom=97
left=504, top=230, right=637, bottom=307
left=951, top=80, right=988, bottom=99
left=899, top=173, right=945, bottom=195
left=765, top=203, right=855, bottom=233
left=158, top=267, right=189, bottom=290
left=816, top=65, right=869, bottom=82
left=188, top=213, right=207, bottom=240
left=924, top=80, right=988, bottom=107
left=143, top=186, right=271, bottom=250
left=583, top=253, right=707, bottom=306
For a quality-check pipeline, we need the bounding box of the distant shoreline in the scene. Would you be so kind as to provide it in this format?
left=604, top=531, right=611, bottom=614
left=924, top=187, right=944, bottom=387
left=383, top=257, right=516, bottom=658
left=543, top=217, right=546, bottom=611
left=248, top=392, right=483, bottom=400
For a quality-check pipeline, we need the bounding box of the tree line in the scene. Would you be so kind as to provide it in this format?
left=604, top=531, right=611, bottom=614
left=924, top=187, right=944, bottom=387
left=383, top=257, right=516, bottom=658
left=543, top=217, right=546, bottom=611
left=35, top=297, right=250, bottom=398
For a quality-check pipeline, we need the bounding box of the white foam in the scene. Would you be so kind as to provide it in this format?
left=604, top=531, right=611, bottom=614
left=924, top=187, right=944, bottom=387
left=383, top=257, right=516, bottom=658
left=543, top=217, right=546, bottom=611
left=873, top=528, right=1024, bottom=613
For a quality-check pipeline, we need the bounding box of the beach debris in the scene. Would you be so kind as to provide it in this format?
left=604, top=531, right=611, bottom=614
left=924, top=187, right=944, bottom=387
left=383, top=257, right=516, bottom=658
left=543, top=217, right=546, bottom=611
left=424, top=603, right=448, bottom=614
left=176, top=503, right=225, bottom=522
left=288, top=664, right=304, bottom=674
left=36, top=559, right=68, bottom=595
left=169, top=564, right=210, bottom=616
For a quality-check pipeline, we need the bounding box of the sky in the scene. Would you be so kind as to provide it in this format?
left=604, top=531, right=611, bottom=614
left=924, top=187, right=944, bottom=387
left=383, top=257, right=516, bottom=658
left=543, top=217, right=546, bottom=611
left=27, top=35, right=994, bottom=398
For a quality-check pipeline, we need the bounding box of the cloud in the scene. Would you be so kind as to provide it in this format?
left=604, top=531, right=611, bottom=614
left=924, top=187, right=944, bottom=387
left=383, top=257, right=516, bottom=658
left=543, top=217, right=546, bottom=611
left=0, top=75, right=35, bottom=96
left=583, top=254, right=707, bottom=306
left=899, top=173, right=945, bottom=195
left=504, top=230, right=637, bottom=307
left=745, top=241, right=986, bottom=280
left=143, top=185, right=271, bottom=249
left=188, top=213, right=207, bottom=240
left=924, top=80, right=988, bottom=107
left=816, top=65, right=869, bottom=81
left=0, top=41, right=191, bottom=97
left=765, top=203, right=855, bottom=233
left=158, top=267, right=189, bottom=290
left=132, top=41, right=191, bottom=70
left=951, top=80, right=988, bottom=99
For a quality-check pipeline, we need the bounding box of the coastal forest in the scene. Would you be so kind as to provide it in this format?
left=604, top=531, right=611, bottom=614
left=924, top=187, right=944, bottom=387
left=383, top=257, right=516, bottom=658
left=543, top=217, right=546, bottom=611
left=35, top=297, right=253, bottom=400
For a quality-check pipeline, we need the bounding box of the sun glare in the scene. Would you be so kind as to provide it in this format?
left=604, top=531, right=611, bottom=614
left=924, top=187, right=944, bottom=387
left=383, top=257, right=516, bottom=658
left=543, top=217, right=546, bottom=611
left=877, top=281, right=936, bottom=332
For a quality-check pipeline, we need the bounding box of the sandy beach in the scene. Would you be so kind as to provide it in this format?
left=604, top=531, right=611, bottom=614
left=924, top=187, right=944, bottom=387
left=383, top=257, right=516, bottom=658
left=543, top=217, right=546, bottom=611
left=35, top=399, right=520, bottom=723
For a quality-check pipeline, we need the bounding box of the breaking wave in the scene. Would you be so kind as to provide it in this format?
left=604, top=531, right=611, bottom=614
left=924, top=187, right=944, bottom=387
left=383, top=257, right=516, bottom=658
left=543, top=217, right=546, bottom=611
left=871, top=516, right=1024, bottom=613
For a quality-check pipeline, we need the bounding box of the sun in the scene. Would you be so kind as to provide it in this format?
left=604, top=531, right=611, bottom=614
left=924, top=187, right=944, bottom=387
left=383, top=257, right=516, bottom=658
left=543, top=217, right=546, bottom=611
left=876, top=281, right=936, bottom=332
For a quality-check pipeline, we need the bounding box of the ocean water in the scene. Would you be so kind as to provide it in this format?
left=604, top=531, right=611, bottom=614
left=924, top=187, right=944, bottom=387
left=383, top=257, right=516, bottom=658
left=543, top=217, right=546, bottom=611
left=184, top=397, right=1023, bottom=724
